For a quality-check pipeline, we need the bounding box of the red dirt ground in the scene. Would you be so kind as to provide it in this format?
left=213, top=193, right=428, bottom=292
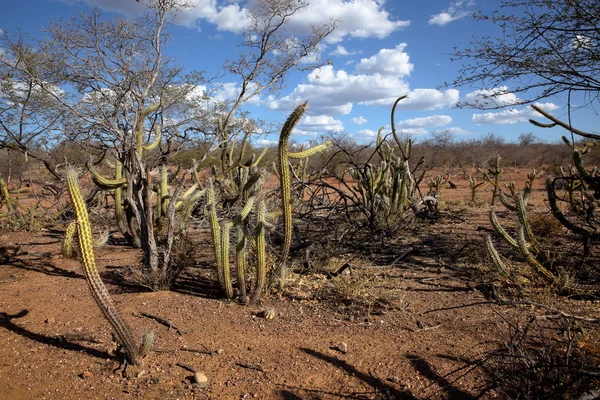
left=0, top=168, right=598, bottom=399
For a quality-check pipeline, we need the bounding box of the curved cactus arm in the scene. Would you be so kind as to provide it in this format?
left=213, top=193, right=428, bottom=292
left=498, top=190, right=518, bottom=211
left=485, top=234, right=509, bottom=276
left=288, top=142, right=332, bottom=159
left=390, top=95, right=409, bottom=156
left=65, top=167, right=142, bottom=365
left=489, top=210, right=519, bottom=249
left=87, top=161, right=126, bottom=190
left=547, top=177, right=594, bottom=237
left=515, top=193, right=543, bottom=257
left=530, top=104, right=600, bottom=140
left=250, top=147, right=269, bottom=168
left=515, top=225, right=556, bottom=283
left=142, top=125, right=162, bottom=152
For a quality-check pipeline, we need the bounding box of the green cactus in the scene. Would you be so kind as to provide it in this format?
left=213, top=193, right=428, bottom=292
left=484, top=234, right=509, bottom=276
left=468, top=174, right=487, bottom=203
left=63, top=221, right=77, bottom=258
left=250, top=198, right=268, bottom=303
left=236, top=225, right=249, bottom=303
left=206, top=181, right=224, bottom=289
left=273, top=102, right=332, bottom=288
left=220, top=221, right=234, bottom=299
left=136, top=103, right=162, bottom=157
left=87, top=161, right=127, bottom=190
left=65, top=167, right=150, bottom=365
left=479, top=155, right=504, bottom=205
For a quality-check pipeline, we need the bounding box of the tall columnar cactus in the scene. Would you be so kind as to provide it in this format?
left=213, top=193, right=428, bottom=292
left=206, top=181, right=224, bottom=289
left=235, top=225, right=249, bottom=302
left=479, top=155, right=504, bottom=205
left=65, top=167, right=151, bottom=365
left=220, top=221, right=234, bottom=299
left=250, top=198, right=268, bottom=303
left=274, top=102, right=331, bottom=287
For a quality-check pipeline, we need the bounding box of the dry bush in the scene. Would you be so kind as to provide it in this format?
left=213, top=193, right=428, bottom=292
left=529, top=213, right=564, bottom=237
left=479, top=313, right=600, bottom=399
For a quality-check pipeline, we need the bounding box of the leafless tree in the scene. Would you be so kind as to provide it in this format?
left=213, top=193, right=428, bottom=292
left=0, top=34, right=66, bottom=179
left=451, top=0, right=600, bottom=109
left=216, top=0, right=336, bottom=170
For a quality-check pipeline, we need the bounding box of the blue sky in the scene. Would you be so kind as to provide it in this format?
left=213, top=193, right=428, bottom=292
left=1, top=0, right=597, bottom=145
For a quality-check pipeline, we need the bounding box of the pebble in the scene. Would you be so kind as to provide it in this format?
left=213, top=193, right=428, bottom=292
left=193, top=371, right=208, bottom=386
left=336, top=342, right=348, bottom=354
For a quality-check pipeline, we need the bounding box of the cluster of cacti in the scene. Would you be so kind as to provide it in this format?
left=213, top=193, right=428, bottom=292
left=346, top=101, right=422, bottom=231
left=485, top=105, right=600, bottom=295
left=479, top=154, right=504, bottom=205
left=65, top=167, right=153, bottom=365
left=205, top=177, right=273, bottom=303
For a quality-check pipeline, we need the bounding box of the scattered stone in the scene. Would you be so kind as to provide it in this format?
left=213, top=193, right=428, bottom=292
left=334, top=342, right=348, bottom=354
left=80, top=370, right=92, bottom=379
left=193, top=371, right=208, bottom=386
left=45, top=317, right=55, bottom=324
left=215, top=348, right=224, bottom=355
left=388, top=376, right=400, bottom=383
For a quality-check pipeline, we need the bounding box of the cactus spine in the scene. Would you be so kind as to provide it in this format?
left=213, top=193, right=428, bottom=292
left=65, top=167, right=145, bottom=365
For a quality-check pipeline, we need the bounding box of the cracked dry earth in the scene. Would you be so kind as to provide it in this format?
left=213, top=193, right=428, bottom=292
left=0, top=168, right=596, bottom=399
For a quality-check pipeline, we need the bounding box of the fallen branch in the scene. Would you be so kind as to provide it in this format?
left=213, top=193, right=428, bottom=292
left=424, top=300, right=600, bottom=324
left=236, top=362, right=265, bottom=372
left=137, top=312, right=181, bottom=334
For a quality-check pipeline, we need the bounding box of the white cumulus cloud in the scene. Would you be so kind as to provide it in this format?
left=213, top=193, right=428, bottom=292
left=472, top=102, right=561, bottom=125
left=351, top=116, right=367, bottom=125
left=463, top=86, right=523, bottom=108
left=355, top=129, right=379, bottom=138
left=330, top=45, right=359, bottom=57
left=287, top=0, right=410, bottom=43
left=429, top=0, right=475, bottom=26
left=296, top=114, right=344, bottom=136
left=78, top=0, right=408, bottom=39
left=400, top=115, right=453, bottom=128
left=268, top=60, right=458, bottom=116
left=355, top=43, right=413, bottom=77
